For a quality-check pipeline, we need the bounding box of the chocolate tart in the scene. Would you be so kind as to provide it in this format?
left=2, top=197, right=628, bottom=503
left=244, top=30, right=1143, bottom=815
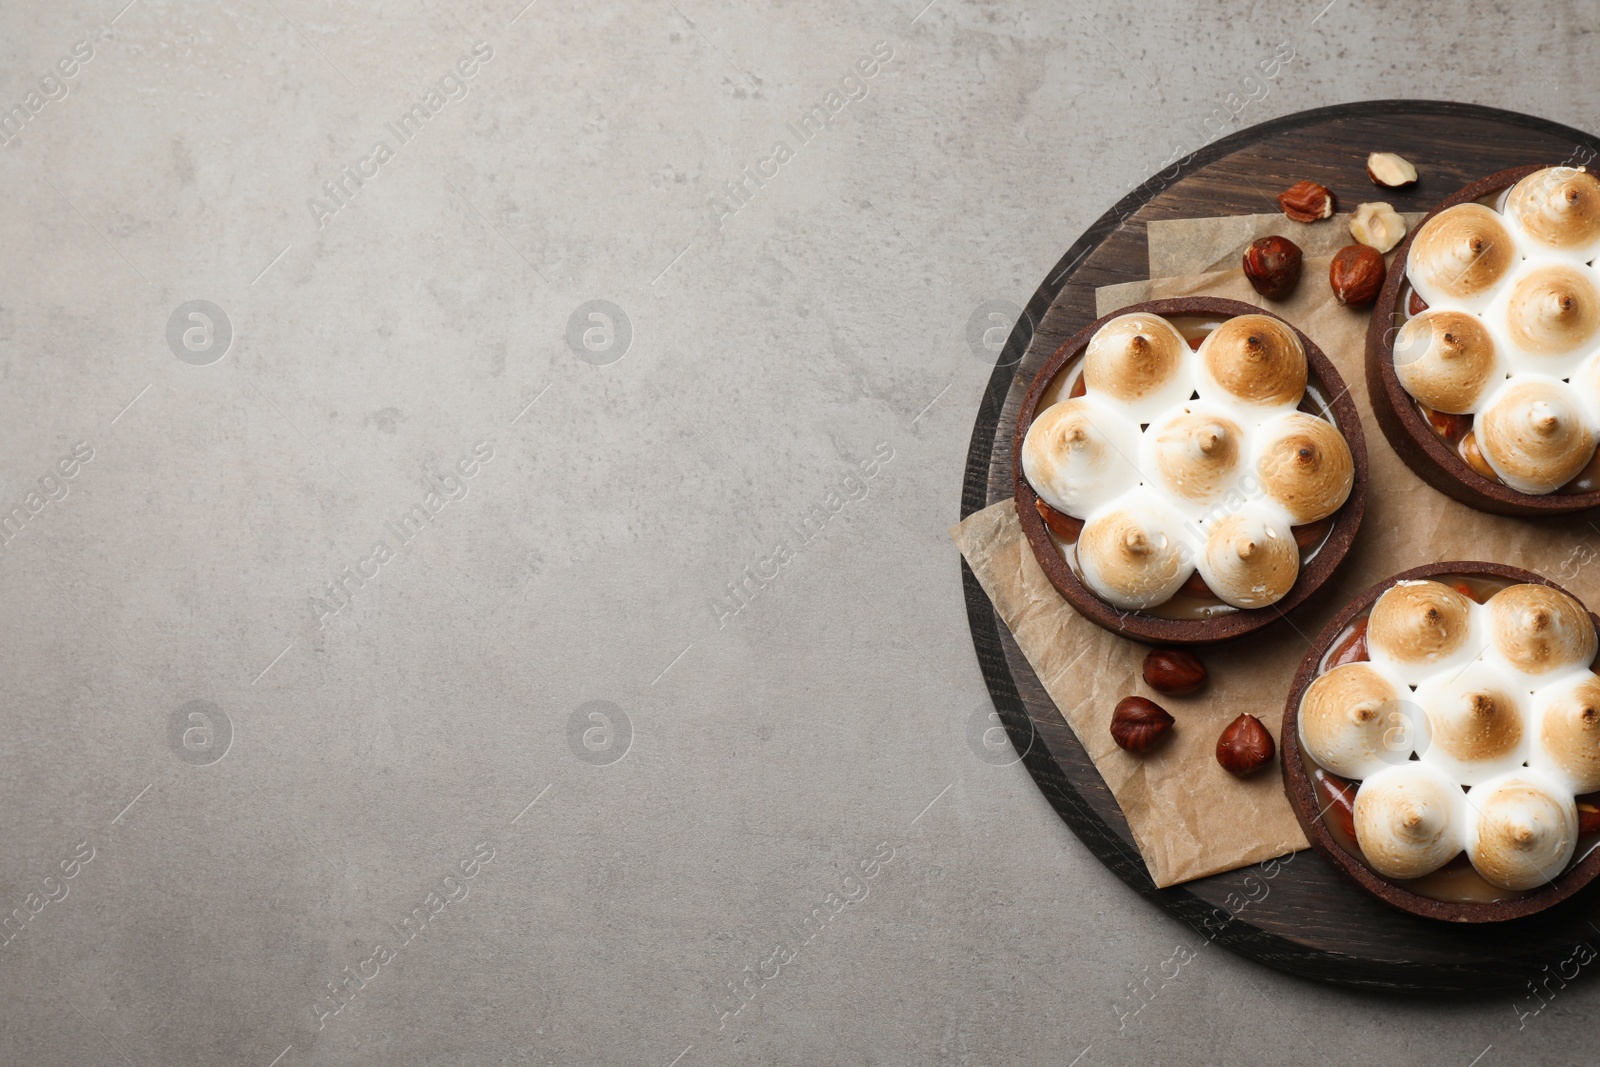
left=1012, top=297, right=1368, bottom=646
left=1281, top=561, right=1600, bottom=923
left=1367, top=164, right=1600, bottom=517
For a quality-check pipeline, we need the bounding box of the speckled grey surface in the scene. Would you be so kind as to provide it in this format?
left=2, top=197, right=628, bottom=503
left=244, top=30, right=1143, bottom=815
left=2, top=2, right=1598, bottom=1064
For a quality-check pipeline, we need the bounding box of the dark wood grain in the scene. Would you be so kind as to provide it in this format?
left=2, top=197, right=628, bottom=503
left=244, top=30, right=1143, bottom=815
left=962, top=102, right=1600, bottom=992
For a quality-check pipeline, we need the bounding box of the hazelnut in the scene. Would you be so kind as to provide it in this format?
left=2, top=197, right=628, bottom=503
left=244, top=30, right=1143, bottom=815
left=1278, top=180, right=1335, bottom=223
left=1291, top=516, right=1333, bottom=549
left=1367, top=151, right=1418, bottom=188
left=1349, top=202, right=1407, bottom=254
left=1142, top=648, right=1207, bottom=696
left=1314, top=767, right=1359, bottom=841
left=1242, top=235, right=1303, bottom=300
left=1458, top=429, right=1498, bottom=480
left=1419, top=403, right=1472, bottom=442
left=1329, top=244, right=1384, bottom=308
left=1034, top=496, right=1084, bottom=540
left=1178, top=570, right=1214, bottom=599
left=1216, top=713, right=1275, bottom=776
left=1110, top=696, right=1174, bottom=755
left=1408, top=289, right=1429, bottom=316
left=1579, top=799, right=1600, bottom=837
left=1326, top=617, right=1369, bottom=668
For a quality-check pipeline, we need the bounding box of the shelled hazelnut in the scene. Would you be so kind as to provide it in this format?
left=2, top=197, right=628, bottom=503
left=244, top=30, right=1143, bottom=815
left=1350, top=202, right=1407, bottom=254
left=1367, top=152, right=1418, bottom=188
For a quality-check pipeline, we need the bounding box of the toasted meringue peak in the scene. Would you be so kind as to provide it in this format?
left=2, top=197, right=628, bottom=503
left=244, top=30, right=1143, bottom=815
left=1503, top=264, right=1600, bottom=362
left=1532, top=673, right=1600, bottom=793
left=1393, top=309, right=1499, bottom=414
left=1142, top=402, right=1246, bottom=507
left=1415, top=661, right=1529, bottom=785
left=1253, top=411, right=1355, bottom=524
left=1485, top=583, right=1598, bottom=678
left=1075, top=496, right=1195, bottom=611
left=1299, top=662, right=1420, bottom=778
left=1476, top=377, right=1596, bottom=494
left=1353, top=763, right=1465, bottom=880
left=1021, top=396, right=1142, bottom=520
left=1505, top=167, right=1600, bottom=257
left=1082, top=313, right=1192, bottom=418
left=1197, top=315, right=1307, bottom=408
left=1366, top=580, right=1479, bottom=684
left=1196, top=504, right=1299, bottom=609
left=1466, top=770, right=1577, bottom=891
left=1408, top=203, right=1516, bottom=310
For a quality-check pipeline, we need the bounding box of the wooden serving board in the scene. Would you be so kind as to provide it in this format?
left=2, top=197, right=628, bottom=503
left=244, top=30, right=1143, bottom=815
left=962, top=101, right=1600, bottom=992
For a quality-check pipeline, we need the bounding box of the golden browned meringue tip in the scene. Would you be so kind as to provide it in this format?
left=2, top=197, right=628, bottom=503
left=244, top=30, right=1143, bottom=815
left=1393, top=309, right=1499, bottom=414
left=1254, top=412, right=1355, bottom=524
left=1533, top=673, right=1600, bottom=794
left=1083, top=313, right=1190, bottom=409
left=1416, top=662, right=1528, bottom=783
left=1504, top=265, right=1600, bottom=359
left=1476, top=378, right=1596, bottom=494
left=1198, top=315, right=1307, bottom=407
left=1075, top=500, right=1194, bottom=611
left=1506, top=166, right=1600, bottom=254
left=1020, top=396, right=1141, bottom=519
left=1196, top=506, right=1299, bottom=608
left=1408, top=203, right=1516, bottom=306
left=1145, top=405, right=1245, bottom=504
left=1466, top=772, right=1577, bottom=891
left=1485, top=582, right=1599, bottom=677
left=1299, top=662, right=1412, bottom=778
left=1367, top=580, right=1477, bottom=682
left=1353, top=763, right=1464, bottom=880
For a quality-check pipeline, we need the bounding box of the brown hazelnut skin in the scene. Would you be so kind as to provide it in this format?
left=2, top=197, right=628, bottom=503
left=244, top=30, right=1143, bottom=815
left=1142, top=648, right=1207, bottom=696
left=1420, top=404, right=1472, bottom=443
left=1216, top=713, right=1275, bottom=776
left=1579, top=799, right=1600, bottom=837
left=1408, top=289, right=1429, bottom=316
left=1458, top=429, right=1498, bottom=481
left=1313, top=767, right=1359, bottom=841
left=1111, top=696, right=1174, bottom=755
left=1278, top=180, right=1335, bottom=223
left=1034, top=497, right=1084, bottom=540
left=1325, top=617, right=1369, bottom=668
left=1329, top=244, right=1384, bottom=308
left=1291, top=516, right=1333, bottom=549
left=1243, top=235, right=1303, bottom=300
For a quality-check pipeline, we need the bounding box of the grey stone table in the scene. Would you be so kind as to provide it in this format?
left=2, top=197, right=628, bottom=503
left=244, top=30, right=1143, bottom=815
left=0, top=1, right=1594, bottom=1064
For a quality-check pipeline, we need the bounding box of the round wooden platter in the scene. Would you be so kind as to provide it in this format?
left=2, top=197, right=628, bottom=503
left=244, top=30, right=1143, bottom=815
left=962, top=101, right=1600, bottom=992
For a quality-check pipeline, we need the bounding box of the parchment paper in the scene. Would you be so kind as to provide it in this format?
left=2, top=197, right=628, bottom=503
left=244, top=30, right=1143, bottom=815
left=952, top=215, right=1600, bottom=888
left=1147, top=211, right=1426, bottom=277
left=1095, top=211, right=1427, bottom=313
